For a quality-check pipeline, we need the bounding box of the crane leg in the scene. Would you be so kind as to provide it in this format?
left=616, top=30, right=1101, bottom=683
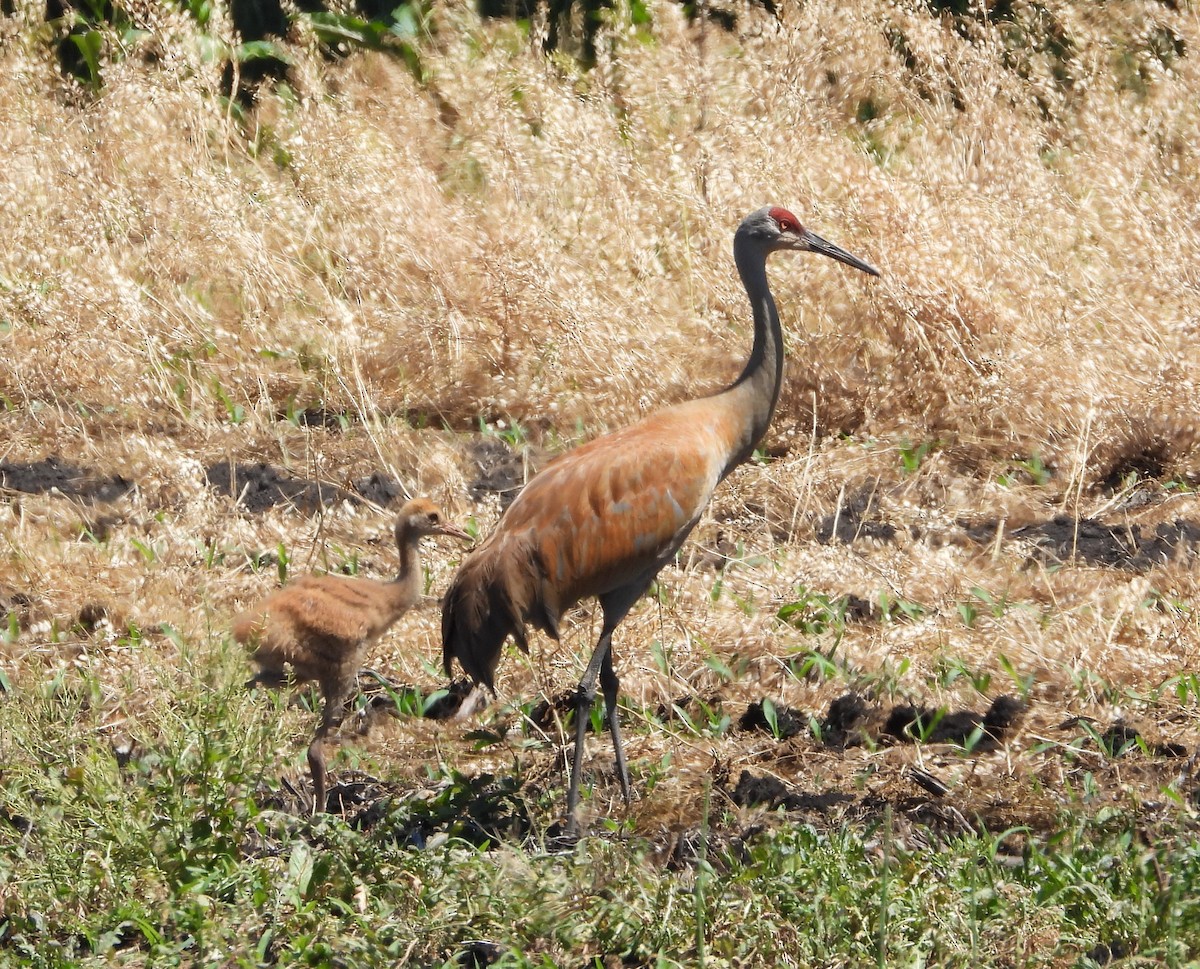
left=309, top=677, right=351, bottom=815
left=564, top=585, right=647, bottom=833
left=307, top=731, right=329, bottom=816
left=600, top=647, right=632, bottom=805
left=566, top=627, right=614, bottom=829
left=566, top=622, right=636, bottom=827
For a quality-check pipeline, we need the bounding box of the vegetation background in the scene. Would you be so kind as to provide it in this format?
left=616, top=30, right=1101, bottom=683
left=1, top=0, right=1199, bottom=965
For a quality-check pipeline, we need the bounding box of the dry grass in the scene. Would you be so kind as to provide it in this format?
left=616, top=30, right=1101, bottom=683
left=1, top=0, right=1200, bottom=961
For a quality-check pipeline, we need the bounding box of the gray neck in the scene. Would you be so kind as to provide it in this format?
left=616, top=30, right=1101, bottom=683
left=721, top=236, right=784, bottom=472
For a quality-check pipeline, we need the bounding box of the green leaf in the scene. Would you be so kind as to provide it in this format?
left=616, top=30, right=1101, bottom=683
left=130, top=537, right=156, bottom=564
left=287, top=841, right=315, bottom=901
left=421, top=689, right=449, bottom=716
left=670, top=703, right=696, bottom=732
left=704, top=654, right=734, bottom=682
left=465, top=728, right=505, bottom=749
left=185, top=0, right=212, bottom=26
left=391, top=5, right=421, bottom=38
left=761, top=697, right=780, bottom=739
left=235, top=40, right=293, bottom=64
left=69, top=30, right=104, bottom=88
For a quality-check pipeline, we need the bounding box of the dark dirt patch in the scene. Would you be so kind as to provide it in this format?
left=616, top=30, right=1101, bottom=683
left=527, top=689, right=587, bottom=731
left=1096, top=440, right=1169, bottom=494
left=820, top=692, right=872, bottom=747
left=346, top=770, right=530, bottom=847
left=720, top=767, right=1047, bottom=848
left=815, top=485, right=896, bottom=544
left=1012, top=516, right=1200, bottom=568
left=725, top=773, right=1002, bottom=844
left=883, top=695, right=1024, bottom=749
left=1056, top=717, right=1191, bottom=759
left=841, top=593, right=876, bottom=622
left=654, top=692, right=727, bottom=726
left=1086, top=941, right=1132, bottom=967
left=351, top=471, right=404, bottom=507
left=78, top=512, right=125, bottom=543
left=0, top=588, right=36, bottom=631
left=0, top=807, right=33, bottom=835
left=739, top=693, right=1024, bottom=753
left=1113, top=485, right=1165, bottom=512
left=74, top=601, right=111, bottom=633
left=730, top=771, right=855, bottom=812
left=0, top=456, right=132, bottom=502
left=251, top=768, right=531, bottom=850
left=739, top=699, right=807, bottom=739
left=1098, top=722, right=1189, bottom=758
left=465, top=438, right=527, bottom=509
left=457, top=940, right=505, bottom=968
left=321, top=773, right=398, bottom=817
left=205, top=460, right=358, bottom=513
left=689, top=529, right=743, bottom=571
left=279, top=407, right=357, bottom=430
left=958, top=518, right=1003, bottom=546
left=965, top=515, right=1200, bottom=570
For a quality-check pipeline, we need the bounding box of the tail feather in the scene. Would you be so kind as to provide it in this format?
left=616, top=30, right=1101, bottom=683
left=441, top=536, right=546, bottom=691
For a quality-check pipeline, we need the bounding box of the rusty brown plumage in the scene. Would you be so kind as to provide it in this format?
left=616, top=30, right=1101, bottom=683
left=233, top=497, right=471, bottom=812
left=442, top=402, right=731, bottom=688
left=442, top=206, right=879, bottom=831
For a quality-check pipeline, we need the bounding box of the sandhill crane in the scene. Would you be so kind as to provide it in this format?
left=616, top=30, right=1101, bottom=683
left=234, top=497, right=472, bottom=812
left=442, top=206, right=879, bottom=828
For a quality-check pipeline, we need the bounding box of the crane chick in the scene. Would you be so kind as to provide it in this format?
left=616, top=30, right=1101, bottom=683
left=443, top=206, right=879, bottom=830
left=234, top=497, right=472, bottom=813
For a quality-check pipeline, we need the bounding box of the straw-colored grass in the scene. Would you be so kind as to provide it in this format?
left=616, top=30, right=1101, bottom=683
left=1, top=0, right=1199, bottom=964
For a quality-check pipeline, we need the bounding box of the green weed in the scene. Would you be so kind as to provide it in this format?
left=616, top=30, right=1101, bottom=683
left=776, top=586, right=849, bottom=637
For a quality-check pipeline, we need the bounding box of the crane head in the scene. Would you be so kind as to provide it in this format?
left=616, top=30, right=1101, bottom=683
left=395, top=497, right=474, bottom=543
left=744, top=205, right=880, bottom=277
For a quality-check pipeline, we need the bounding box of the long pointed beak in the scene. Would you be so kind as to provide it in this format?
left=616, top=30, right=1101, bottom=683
left=436, top=522, right=474, bottom=543
left=805, top=229, right=880, bottom=277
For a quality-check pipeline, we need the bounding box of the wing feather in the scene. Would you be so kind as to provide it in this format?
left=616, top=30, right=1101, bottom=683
left=442, top=398, right=744, bottom=688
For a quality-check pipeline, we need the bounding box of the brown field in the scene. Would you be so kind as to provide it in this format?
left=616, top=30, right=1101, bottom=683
left=2, top=0, right=1199, bottom=855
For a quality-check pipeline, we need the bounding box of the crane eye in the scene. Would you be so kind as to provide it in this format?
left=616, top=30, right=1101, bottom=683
left=429, top=512, right=440, bottom=524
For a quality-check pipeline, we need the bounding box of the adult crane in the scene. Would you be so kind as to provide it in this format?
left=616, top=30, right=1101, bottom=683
left=442, top=206, right=879, bottom=827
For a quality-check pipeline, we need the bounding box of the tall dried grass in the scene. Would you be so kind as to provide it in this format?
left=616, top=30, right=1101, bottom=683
left=0, top=0, right=1198, bottom=828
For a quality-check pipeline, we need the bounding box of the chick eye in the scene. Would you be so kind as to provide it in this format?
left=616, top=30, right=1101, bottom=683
left=429, top=513, right=440, bottom=524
